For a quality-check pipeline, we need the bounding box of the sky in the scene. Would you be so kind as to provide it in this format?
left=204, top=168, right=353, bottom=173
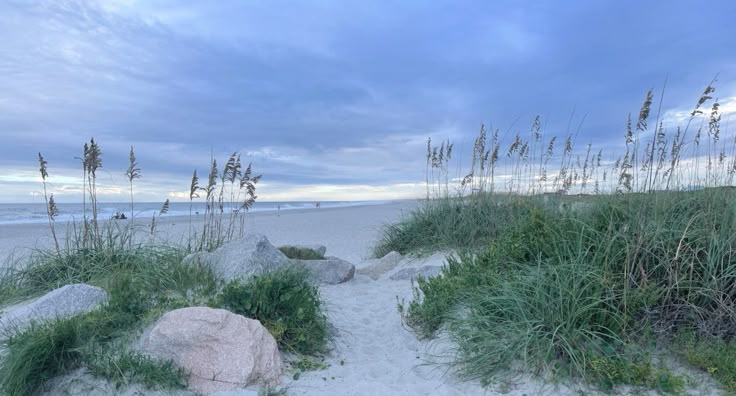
left=1, top=0, right=735, bottom=203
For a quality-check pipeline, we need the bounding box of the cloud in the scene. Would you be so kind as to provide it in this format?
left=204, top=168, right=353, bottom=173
left=1, top=0, right=735, bottom=202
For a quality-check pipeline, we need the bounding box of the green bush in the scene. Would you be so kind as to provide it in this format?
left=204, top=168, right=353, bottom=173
left=278, top=246, right=324, bottom=260
left=401, top=252, right=501, bottom=338
left=218, top=266, right=329, bottom=355
left=0, top=317, right=84, bottom=396
left=393, top=189, right=736, bottom=392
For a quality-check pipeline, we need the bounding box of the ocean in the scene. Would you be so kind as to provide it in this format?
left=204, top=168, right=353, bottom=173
left=0, top=200, right=390, bottom=225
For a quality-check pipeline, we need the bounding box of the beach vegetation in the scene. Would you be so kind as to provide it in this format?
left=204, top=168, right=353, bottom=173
left=0, top=140, right=330, bottom=394
left=278, top=246, right=325, bottom=260
left=386, top=80, right=736, bottom=393
left=217, top=266, right=330, bottom=355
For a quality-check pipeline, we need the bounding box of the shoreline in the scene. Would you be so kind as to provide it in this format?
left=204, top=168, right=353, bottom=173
left=0, top=200, right=419, bottom=266
left=0, top=199, right=411, bottom=227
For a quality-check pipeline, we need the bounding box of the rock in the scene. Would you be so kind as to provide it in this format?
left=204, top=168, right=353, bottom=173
left=293, top=256, right=355, bottom=284
left=356, top=251, right=403, bottom=280
left=141, top=307, right=283, bottom=394
left=0, top=284, right=107, bottom=337
left=389, top=265, right=443, bottom=281
left=184, top=234, right=291, bottom=281
left=280, top=244, right=327, bottom=257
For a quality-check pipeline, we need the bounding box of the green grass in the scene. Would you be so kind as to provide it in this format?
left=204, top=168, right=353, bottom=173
left=218, top=266, right=330, bottom=355
left=85, top=349, right=189, bottom=390
left=0, top=237, right=334, bottom=393
left=0, top=223, right=334, bottom=393
left=278, top=246, right=325, bottom=260
left=0, top=228, right=216, bottom=394
left=1, top=138, right=311, bottom=394
left=674, top=332, right=736, bottom=393
left=0, top=316, right=85, bottom=395
left=0, top=310, right=188, bottom=395
left=389, top=188, right=736, bottom=393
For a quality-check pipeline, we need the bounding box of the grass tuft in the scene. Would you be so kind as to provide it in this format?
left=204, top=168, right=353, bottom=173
left=218, top=266, right=330, bottom=355
left=0, top=317, right=84, bottom=396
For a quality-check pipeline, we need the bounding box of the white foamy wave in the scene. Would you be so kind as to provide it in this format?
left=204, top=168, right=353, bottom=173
left=0, top=200, right=391, bottom=225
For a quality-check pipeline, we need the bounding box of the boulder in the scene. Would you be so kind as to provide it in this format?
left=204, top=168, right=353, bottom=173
left=0, top=284, right=107, bottom=337
left=389, top=265, right=443, bottom=281
left=141, top=307, right=283, bottom=394
left=293, top=256, right=355, bottom=284
left=183, top=234, right=291, bottom=281
left=357, top=251, right=403, bottom=280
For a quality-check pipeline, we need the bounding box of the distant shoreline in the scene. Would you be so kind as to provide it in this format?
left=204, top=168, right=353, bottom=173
left=0, top=200, right=419, bottom=264
left=0, top=199, right=414, bottom=226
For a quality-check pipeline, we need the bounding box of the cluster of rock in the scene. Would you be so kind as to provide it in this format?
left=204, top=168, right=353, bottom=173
left=182, top=233, right=355, bottom=285
left=1, top=233, right=356, bottom=395
left=0, top=234, right=446, bottom=394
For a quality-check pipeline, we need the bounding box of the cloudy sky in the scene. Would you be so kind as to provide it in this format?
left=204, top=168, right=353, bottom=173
left=1, top=0, right=735, bottom=203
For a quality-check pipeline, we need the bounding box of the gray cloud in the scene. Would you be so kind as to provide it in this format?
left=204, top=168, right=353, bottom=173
left=1, top=0, right=735, bottom=202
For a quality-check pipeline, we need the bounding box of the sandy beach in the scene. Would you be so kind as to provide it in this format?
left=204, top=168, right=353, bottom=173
left=1, top=201, right=722, bottom=395
left=1, top=202, right=412, bottom=266
left=0, top=202, right=496, bottom=395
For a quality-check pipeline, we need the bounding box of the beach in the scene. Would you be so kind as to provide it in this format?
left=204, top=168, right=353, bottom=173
left=0, top=201, right=399, bottom=265
left=1, top=201, right=722, bottom=395
left=0, top=201, right=496, bottom=395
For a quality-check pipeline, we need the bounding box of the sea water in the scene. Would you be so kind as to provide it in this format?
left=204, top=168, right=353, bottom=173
left=0, top=201, right=389, bottom=225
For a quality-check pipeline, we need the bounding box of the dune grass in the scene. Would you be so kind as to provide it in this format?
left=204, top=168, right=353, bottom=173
left=218, top=266, right=330, bottom=355
left=0, top=139, right=328, bottom=395
left=0, top=302, right=190, bottom=395
left=394, top=188, right=736, bottom=392
left=0, top=236, right=209, bottom=395
left=386, top=81, right=736, bottom=393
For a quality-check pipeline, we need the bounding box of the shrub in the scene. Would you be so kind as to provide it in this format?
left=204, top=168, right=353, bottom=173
left=278, top=246, right=324, bottom=260
left=396, top=189, right=736, bottom=392
left=218, top=266, right=329, bottom=355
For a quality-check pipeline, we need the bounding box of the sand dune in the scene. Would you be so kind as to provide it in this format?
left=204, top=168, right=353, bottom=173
left=2, top=202, right=716, bottom=395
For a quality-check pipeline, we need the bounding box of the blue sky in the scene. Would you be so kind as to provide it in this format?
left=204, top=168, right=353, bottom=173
left=1, top=0, right=735, bottom=202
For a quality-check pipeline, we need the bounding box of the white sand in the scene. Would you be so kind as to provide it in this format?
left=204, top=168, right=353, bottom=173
left=0, top=202, right=722, bottom=395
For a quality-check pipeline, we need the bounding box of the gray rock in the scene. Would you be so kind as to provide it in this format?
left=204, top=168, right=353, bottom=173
left=281, top=244, right=327, bottom=257
left=293, top=256, right=355, bottom=284
left=184, top=234, right=291, bottom=282
left=0, top=284, right=108, bottom=337
left=141, top=307, right=283, bottom=394
left=389, top=265, right=443, bottom=281
left=356, top=251, right=403, bottom=280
